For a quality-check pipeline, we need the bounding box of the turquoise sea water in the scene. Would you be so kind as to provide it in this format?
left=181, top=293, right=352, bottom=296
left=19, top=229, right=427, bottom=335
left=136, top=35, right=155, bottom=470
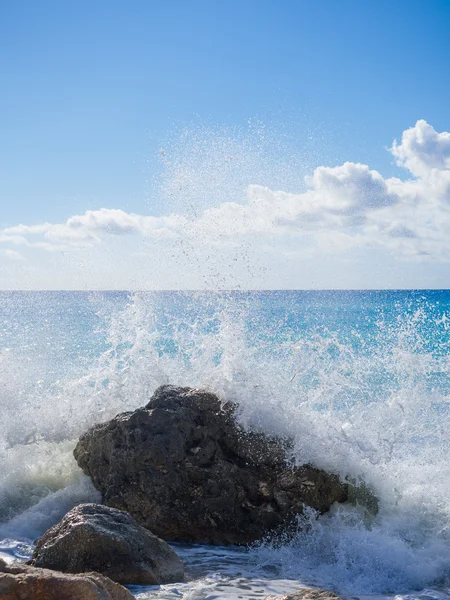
left=1, top=290, right=450, bottom=599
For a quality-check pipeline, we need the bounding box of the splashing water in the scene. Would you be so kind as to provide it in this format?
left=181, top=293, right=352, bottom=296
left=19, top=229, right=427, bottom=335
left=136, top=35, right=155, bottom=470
left=1, top=289, right=450, bottom=598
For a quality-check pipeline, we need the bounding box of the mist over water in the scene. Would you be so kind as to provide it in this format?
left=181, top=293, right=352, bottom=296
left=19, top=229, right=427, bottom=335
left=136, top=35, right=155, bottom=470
left=1, top=289, right=450, bottom=597
left=146, top=119, right=321, bottom=291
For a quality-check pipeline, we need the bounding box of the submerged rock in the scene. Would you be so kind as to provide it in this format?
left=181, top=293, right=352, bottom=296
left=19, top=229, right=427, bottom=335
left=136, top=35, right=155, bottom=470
left=74, top=385, right=349, bottom=545
left=29, top=503, right=184, bottom=585
left=0, top=557, right=134, bottom=600
left=265, top=590, right=342, bottom=600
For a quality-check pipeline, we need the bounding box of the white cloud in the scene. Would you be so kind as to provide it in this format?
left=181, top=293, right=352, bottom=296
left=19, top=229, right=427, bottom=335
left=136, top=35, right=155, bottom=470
left=0, top=249, right=25, bottom=261
left=391, top=119, right=450, bottom=177
left=65, top=208, right=142, bottom=235
left=1, top=209, right=189, bottom=247
left=1, top=120, right=450, bottom=288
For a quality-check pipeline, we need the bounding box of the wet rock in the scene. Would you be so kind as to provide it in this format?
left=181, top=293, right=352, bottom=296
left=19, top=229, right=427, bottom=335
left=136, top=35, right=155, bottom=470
left=74, top=385, right=349, bottom=545
left=29, top=503, right=184, bottom=585
left=346, top=477, right=379, bottom=515
left=265, top=590, right=342, bottom=600
left=0, top=557, right=134, bottom=600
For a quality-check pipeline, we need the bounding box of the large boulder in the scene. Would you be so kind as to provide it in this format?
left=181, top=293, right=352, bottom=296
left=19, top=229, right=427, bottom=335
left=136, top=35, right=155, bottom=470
left=74, top=385, right=349, bottom=545
left=0, top=557, right=134, bottom=600
left=29, top=503, right=184, bottom=585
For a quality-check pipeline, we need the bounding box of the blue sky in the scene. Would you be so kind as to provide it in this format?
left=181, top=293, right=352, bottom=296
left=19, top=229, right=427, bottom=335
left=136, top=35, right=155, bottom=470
left=1, top=0, right=450, bottom=289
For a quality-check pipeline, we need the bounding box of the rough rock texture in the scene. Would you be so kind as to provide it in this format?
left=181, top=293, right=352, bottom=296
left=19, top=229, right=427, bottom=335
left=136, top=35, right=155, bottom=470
left=265, top=590, right=342, bottom=600
left=74, top=385, right=349, bottom=545
left=29, top=503, right=184, bottom=585
left=0, top=557, right=134, bottom=600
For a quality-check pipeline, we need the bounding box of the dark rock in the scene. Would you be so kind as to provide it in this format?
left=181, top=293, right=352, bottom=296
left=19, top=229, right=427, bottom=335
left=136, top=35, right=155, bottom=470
left=0, top=557, right=134, bottom=600
left=265, top=590, right=342, bottom=600
left=74, top=385, right=349, bottom=545
left=29, top=503, right=184, bottom=585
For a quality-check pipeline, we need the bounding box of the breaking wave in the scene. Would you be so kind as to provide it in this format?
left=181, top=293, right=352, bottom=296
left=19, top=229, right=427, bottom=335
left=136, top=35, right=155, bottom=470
left=1, top=290, right=450, bottom=596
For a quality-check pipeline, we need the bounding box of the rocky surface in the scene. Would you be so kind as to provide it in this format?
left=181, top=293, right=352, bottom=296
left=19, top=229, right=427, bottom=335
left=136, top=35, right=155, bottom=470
left=29, top=503, right=184, bottom=585
left=0, top=557, right=134, bottom=600
left=74, top=385, right=349, bottom=545
left=265, top=590, right=342, bottom=600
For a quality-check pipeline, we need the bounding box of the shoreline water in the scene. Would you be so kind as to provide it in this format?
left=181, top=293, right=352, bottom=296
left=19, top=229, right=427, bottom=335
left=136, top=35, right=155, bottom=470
left=3, top=538, right=450, bottom=600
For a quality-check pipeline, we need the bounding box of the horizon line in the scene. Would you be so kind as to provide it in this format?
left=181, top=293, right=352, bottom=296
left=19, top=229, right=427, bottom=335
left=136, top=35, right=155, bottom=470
left=1, top=288, right=449, bottom=293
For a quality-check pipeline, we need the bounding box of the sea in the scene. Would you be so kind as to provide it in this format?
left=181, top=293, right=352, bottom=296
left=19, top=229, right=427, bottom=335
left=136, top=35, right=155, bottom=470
left=1, top=289, right=450, bottom=600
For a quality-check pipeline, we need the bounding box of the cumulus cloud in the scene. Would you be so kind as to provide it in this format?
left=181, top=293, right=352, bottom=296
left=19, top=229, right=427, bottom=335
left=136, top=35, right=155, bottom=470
left=65, top=208, right=143, bottom=235
left=391, top=119, right=450, bottom=177
left=1, top=120, right=450, bottom=265
left=2, top=209, right=188, bottom=247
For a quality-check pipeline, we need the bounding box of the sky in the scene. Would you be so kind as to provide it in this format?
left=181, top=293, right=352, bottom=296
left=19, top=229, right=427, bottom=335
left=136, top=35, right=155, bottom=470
left=1, top=0, right=450, bottom=290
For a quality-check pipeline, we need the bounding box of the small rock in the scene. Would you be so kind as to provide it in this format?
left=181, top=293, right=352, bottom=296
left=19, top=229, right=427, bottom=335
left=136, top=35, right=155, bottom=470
left=29, top=503, right=184, bottom=585
left=0, top=557, right=134, bottom=600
